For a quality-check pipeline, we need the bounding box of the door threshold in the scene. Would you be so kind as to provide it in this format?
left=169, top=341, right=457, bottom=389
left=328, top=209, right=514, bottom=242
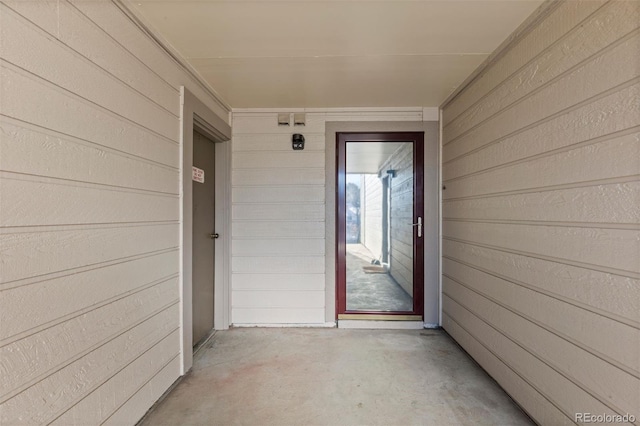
left=338, top=320, right=424, bottom=330
left=338, top=314, right=422, bottom=321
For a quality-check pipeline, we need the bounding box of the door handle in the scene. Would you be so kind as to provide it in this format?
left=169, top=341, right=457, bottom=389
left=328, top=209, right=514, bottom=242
left=412, top=217, right=422, bottom=238
left=210, top=233, right=220, bottom=239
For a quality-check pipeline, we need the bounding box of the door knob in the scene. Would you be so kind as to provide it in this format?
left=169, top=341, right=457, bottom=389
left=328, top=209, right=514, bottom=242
left=210, top=233, right=219, bottom=239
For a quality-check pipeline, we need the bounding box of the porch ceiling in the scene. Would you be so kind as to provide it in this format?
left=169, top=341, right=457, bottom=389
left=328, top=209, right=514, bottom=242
left=127, top=0, right=544, bottom=109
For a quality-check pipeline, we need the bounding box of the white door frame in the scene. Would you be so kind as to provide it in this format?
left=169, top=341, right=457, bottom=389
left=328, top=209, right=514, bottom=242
left=180, top=87, right=232, bottom=374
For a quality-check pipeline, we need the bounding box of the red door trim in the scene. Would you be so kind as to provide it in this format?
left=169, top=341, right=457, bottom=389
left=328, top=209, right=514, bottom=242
left=336, top=132, right=425, bottom=319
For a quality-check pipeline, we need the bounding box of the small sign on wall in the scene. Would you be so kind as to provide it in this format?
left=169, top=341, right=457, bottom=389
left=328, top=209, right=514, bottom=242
left=192, top=167, right=205, bottom=183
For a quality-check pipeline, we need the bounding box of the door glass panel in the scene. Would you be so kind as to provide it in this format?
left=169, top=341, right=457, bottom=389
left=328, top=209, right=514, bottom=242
left=345, top=141, right=414, bottom=312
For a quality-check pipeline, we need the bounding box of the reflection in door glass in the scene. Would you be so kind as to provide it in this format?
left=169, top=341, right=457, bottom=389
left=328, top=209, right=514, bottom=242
left=345, top=142, right=414, bottom=312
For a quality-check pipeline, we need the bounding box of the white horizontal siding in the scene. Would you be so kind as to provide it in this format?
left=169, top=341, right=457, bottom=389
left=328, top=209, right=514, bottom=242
left=232, top=239, right=325, bottom=256
left=232, top=308, right=326, bottom=324
left=0, top=118, right=179, bottom=194
left=230, top=111, right=433, bottom=325
left=233, top=203, right=325, bottom=221
left=0, top=279, right=178, bottom=412
left=51, top=334, right=180, bottom=425
left=1, top=4, right=179, bottom=141
left=231, top=112, right=326, bottom=324
left=1, top=224, right=179, bottom=284
left=232, top=274, right=325, bottom=291
left=441, top=1, right=640, bottom=424
left=233, top=290, right=325, bottom=309
left=0, top=1, right=229, bottom=424
left=232, top=133, right=325, bottom=152
left=0, top=251, right=178, bottom=341
left=67, top=0, right=229, bottom=121
left=1, top=176, right=178, bottom=227
left=444, top=31, right=640, bottom=161
left=1, top=63, right=180, bottom=168
left=443, top=0, right=606, bottom=125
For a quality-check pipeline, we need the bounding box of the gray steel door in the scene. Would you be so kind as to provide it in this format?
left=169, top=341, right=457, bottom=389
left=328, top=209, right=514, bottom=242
left=192, top=130, right=215, bottom=346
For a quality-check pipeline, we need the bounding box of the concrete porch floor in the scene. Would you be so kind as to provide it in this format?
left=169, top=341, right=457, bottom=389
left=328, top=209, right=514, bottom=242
left=140, top=328, right=532, bottom=426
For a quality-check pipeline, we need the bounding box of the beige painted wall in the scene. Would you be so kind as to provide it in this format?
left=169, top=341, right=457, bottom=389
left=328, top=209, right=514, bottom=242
left=0, top=1, right=229, bottom=424
left=441, top=1, right=640, bottom=423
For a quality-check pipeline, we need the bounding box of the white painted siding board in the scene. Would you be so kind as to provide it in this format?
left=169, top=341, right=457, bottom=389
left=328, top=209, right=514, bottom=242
left=363, top=174, right=383, bottom=258
left=324, top=110, right=423, bottom=122
left=69, top=0, right=229, bottom=122
left=0, top=224, right=178, bottom=284
left=232, top=308, right=325, bottom=324
left=1, top=305, right=178, bottom=424
left=444, top=221, right=639, bottom=275
left=442, top=314, right=575, bottom=426
left=445, top=1, right=640, bottom=141
left=230, top=111, right=327, bottom=324
left=444, top=134, right=640, bottom=200
left=232, top=187, right=324, bottom=204
left=102, top=356, right=181, bottom=426
left=1, top=0, right=60, bottom=36
left=0, top=282, right=178, bottom=405
left=232, top=256, right=325, bottom=274
left=443, top=239, right=640, bottom=325
left=233, top=290, right=325, bottom=309
left=232, top=221, right=324, bottom=239
left=443, top=296, right=618, bottom=420
left=444, top=182, right=640, bottom=224
left=232, top=274, right=325, bottom=291
left=233, top=203, right=325, bottom=221
left=232, top=134, right=324, bottom=152
left=442, top=3, right=640, bottom=422
left=232, top=239, right=325, bottom=256
left=51, top=333, right=180, bottom=425
left=56, top=1, right=179, bottom=115
left=444, top=32, right=640, bottom=161
left=444, top=84, right=640, bottom=181
left=0, top=252, right=178, bottom=340
left=232, top=114, right=325, bottom=134
left=0, top=4, right=179, bottom=142
left=444, top=281, right=640, bottom=417
left=0, top=119, right=179, bottom=194
left=1, top=176, right=178, bottom=227
left=443, top=0, right=607, bottom=125
left=1, top=64, right=180, bottom=168
left=232, top=168, right=325, bottom=186
left=0, top=0, right=229, bottom=422
left=443, top=258, right=640, bottom=374
left=232, top=151, right=325, bottom=169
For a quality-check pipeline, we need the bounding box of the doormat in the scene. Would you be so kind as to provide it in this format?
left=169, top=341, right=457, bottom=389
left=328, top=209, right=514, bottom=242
left=362, top=265, right=387, bottom=274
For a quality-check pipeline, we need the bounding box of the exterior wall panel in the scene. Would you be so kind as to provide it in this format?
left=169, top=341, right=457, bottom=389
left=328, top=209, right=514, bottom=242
left=441, top=1, right=640, bottom=423
left=233, top=113, right=440, bottom=325
left=231, top=113, right=327, bottom=324
left=0, top=1, right=229, bottom=424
